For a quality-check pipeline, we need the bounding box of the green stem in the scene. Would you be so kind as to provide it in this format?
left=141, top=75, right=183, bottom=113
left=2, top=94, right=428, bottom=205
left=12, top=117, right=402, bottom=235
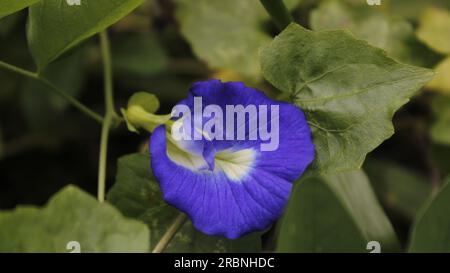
left=259, top=0, right=293, bottom=30
left=100, top=31, right=116, bottom=116
left=152, top=213, right=188, bottom=253
left=97, top=113, right=112, bottom=202
left=97, top=30, right=116, bottom=203
left=0, top=60, right=38, bottom=79
left=0, top=60, right=103, bottom=124
left=41, top=78, right=103, bottom=123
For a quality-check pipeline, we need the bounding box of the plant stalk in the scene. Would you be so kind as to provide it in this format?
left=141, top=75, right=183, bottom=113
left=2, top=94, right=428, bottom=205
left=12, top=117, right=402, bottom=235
left=259, top=0, right=294, bottom=30
left=0, top=60, right=103, bottom=124
left=152, top=213, right=188, bottom=253
left=97, top=30, right=117, bottom=202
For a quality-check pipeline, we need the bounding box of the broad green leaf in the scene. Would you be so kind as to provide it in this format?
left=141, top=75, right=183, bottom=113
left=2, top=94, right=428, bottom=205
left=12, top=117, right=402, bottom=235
left=430, top=94, right=450, bottom=145
left=364, top=159, right=431, bottom=220
left=310, top=0, right=439, bottom=67
left=112, top=33, right=168, bottom=76
left=409, top=178, right=450, bottom=252
left=0, top=185, right=149, bottom=252
left=0, top=0, right=39, bottom=20
left=260, top=23, right=434, bottom=175
left=174, top=0, right=300, bottom=80
left=27, top=0, right=145, bottom=70
left=107, top=153, right=262, bottom=252
left=417, top=7, right=450, bottom=55
left=277, top=170, right=399, bottom=252
left=174, top=0, right=270, bottom=80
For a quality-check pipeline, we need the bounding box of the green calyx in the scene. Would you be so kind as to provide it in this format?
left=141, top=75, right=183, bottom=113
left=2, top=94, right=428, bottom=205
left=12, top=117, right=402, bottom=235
left=121, top=92, right=172, bottom=133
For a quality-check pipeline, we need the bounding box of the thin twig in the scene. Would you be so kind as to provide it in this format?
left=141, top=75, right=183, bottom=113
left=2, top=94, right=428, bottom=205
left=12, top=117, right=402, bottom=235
left=259, top=0, right=294, bottom=30
left=40, top=77, right=104, bottom=123
left=152, top=213, right=188, bottom=253
left=97, top=30, right=117, bottom=202
left=0, top=60, right=103, bottom=124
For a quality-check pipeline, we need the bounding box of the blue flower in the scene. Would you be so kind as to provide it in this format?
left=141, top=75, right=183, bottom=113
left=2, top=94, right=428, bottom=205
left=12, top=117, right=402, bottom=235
left=150, top=80, right=314, bottom=239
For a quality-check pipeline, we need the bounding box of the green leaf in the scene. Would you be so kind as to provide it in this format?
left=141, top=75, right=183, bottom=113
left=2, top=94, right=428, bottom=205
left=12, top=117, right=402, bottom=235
left=0, top=0, right=39, bottom=20
left=430, top=94, right=450, bottom=145
left=112, top=33, right=168, bottom=76
left=174, top=0, right=270, bottom=80
left=27, top=0, right=145, bottom=70
left=0, top=185, right=149, bottom=252
left=417, top=7, right=450, bottom=55
left=174, top=0, right=300, bottom=80
left=310, top=0, right=439, bottom=67
left=277, top=170, right=399, bottom=252
left=364, top=159, right=431, bottom=220
left=107, top=153, right=262, bottom=252
left=409, top=178, right=450, bottom=252
left=260, top=23, right=434, bottom=175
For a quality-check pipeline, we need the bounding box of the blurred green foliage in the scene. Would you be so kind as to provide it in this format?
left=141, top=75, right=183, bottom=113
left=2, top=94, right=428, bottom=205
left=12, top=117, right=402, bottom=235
left=0, top=0, right=450, bottom=253
left=409, top=178, right=450, bottom=252
left=277, top=170, right=399, bottom=252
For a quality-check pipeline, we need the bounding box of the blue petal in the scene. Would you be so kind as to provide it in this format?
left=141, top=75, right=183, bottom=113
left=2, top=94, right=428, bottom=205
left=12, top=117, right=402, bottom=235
left=150, top=80, right=315, bottom=239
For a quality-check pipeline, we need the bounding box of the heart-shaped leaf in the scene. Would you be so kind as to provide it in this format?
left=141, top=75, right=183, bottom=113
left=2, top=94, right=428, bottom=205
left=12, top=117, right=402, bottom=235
left=0, top=0, right=40, bottom=20
left=0, top=185, right=149, bottom=252
left=27, top=0, right=144, bottom=70
left=261, top=23, right=434, bottom=175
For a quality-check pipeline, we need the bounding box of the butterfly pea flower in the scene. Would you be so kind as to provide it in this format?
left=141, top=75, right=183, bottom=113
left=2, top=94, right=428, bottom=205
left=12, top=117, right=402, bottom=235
left=149, top=80, right=314, bottom=239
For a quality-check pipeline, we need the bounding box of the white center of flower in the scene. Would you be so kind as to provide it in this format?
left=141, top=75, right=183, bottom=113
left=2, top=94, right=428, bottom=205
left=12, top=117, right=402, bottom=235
left=166, top=134, right=255, bottom=181
left=213, top=149, right=255, bottom=181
